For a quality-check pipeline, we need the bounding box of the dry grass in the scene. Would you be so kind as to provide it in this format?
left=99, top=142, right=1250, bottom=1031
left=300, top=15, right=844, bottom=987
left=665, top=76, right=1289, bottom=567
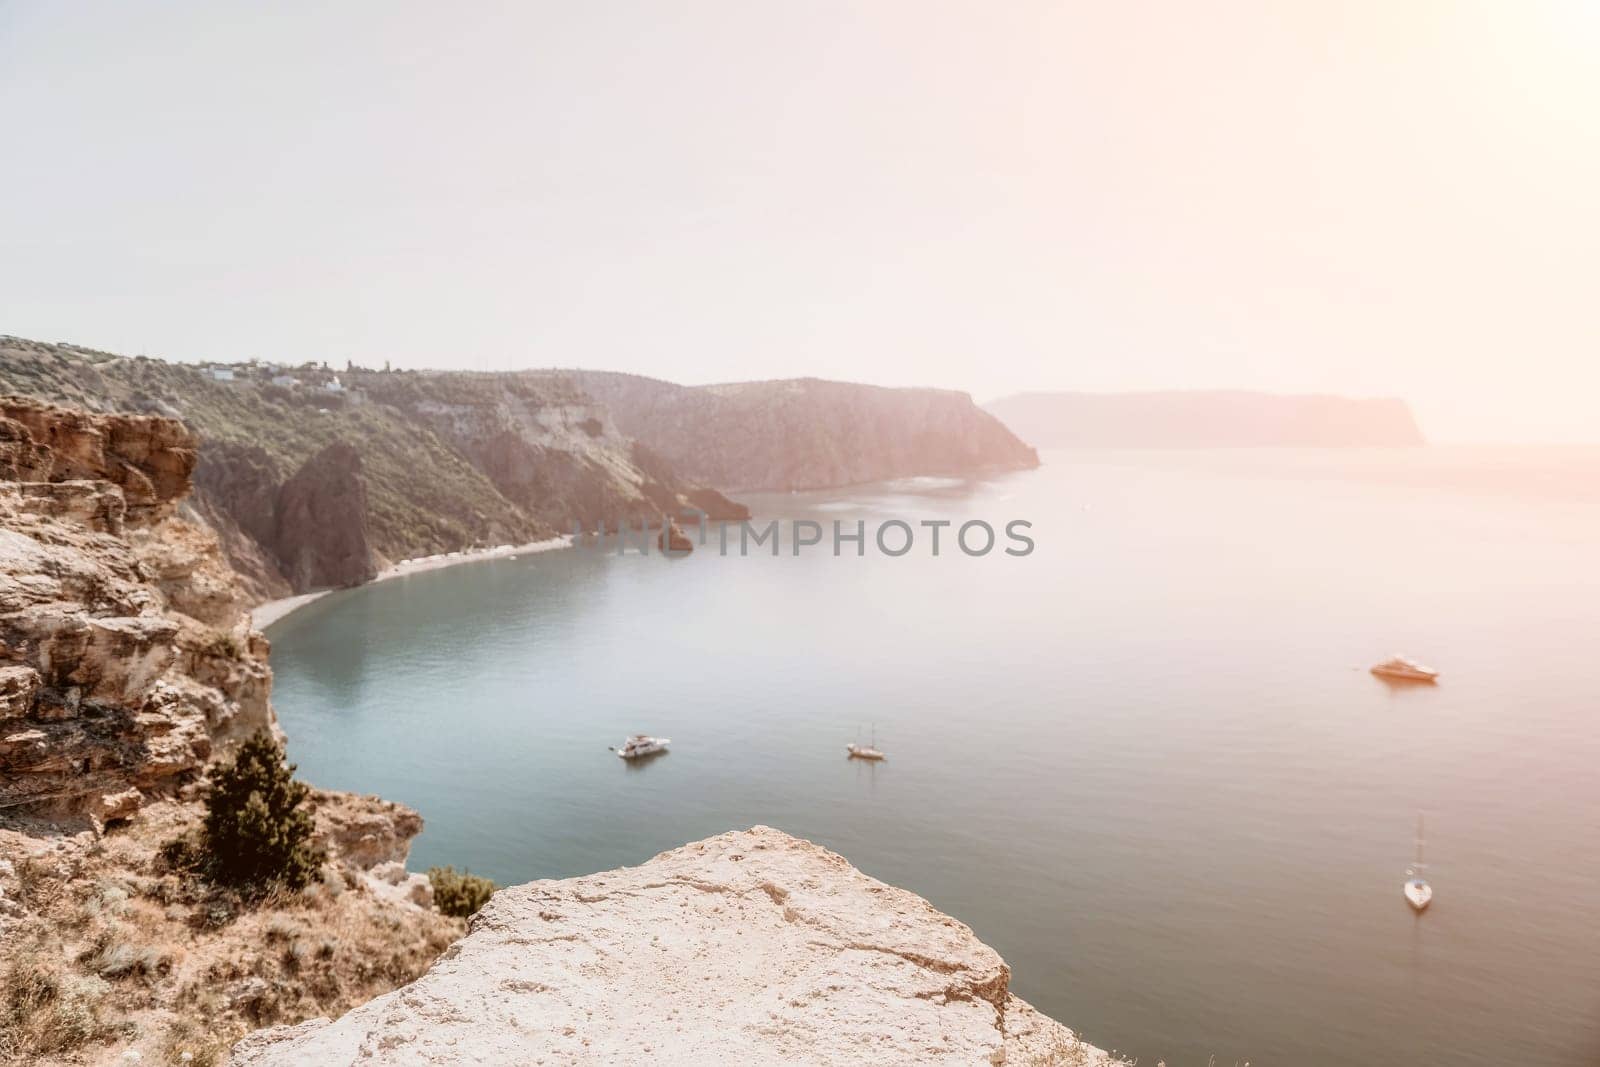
left=1026, top=1027, right=1126, bottom=1066
left=0, top=801, right=462, bottom=1065
left=154, top=1018, right=231, bottom=1067
left=0, top=946, right=115, bottom=1061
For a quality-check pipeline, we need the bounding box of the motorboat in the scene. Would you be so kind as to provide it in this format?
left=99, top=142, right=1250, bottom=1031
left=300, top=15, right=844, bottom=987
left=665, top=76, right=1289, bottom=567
left=615, top=735, right=670, bottom=759
left=1371, top=655, right=1439, bottom=683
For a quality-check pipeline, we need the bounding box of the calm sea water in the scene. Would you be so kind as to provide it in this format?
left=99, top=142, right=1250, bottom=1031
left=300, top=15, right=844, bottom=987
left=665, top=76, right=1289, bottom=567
left=268, top=448, right=1600, bottom=1066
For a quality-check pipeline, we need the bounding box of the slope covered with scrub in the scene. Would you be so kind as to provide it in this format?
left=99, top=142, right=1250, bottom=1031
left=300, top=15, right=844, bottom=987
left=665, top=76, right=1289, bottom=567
left=0, top=338, right=743, bottom=599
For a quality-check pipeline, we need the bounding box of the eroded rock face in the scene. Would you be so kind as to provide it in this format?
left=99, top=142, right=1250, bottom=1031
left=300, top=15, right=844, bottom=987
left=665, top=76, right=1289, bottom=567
left=657, top=518, right=693, bottom=554
left=0, top=399, right=273, bottom=818
left=272, top=441, right=378, bottom=590
left=231, top=827, right=1114, bottom=1066
left=0, top=396, right=200, bottom=524
left=192, top=440, right=295, bottom=602
left=354, top=371, right=751, bottom=532
left=310, top=789, right=424, bottom=870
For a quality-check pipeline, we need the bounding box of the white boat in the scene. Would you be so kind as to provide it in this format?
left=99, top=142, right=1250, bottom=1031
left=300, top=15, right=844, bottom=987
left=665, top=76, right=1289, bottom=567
left=1404, top=814, right=1433, bottom=912
left=1371, top=655, right=1439, bottom=683
left=615, top=735, right=670, bottom=759
left=846, top=725, right=886, bottom=761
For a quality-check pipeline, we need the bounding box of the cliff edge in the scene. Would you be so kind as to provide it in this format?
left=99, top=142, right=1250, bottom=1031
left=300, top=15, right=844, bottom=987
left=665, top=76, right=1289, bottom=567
left=233, top=826, right=1115, bottom=1066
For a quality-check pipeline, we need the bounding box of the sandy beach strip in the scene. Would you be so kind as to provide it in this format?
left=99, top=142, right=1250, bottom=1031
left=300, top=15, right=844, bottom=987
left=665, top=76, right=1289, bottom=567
left=250, top=535, right=572, bottom=630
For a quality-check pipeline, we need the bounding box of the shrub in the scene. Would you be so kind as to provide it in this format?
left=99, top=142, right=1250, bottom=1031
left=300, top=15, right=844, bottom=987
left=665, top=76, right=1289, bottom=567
left=158, top=833, right=205, bottom=875
left=199, top=630, right=243, bottom=659
left=202, top=732, right=325, bottom=893
left=427, top=867, right=496, bottom=918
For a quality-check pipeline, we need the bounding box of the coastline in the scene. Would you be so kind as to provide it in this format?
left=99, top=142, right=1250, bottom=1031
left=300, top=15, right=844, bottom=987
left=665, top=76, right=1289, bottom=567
left=250, top=535, right=572, bottom=630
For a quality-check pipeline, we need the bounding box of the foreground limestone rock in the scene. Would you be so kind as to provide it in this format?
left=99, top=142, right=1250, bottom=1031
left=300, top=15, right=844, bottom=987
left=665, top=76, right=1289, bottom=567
left=233, top=827, right=1113, bottom=1066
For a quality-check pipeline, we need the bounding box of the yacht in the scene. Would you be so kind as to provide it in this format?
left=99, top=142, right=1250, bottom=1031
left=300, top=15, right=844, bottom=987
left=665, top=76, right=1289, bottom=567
left=1404, top=814, right=1433, bottom=912
left=1371, top=655, right=1439, bottom=683
left=615, top=735, right=670, bottom=759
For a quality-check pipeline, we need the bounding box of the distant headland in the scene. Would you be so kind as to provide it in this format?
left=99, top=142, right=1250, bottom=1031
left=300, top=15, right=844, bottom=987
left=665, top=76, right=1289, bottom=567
left=985, top=390, right=1424, bottom=448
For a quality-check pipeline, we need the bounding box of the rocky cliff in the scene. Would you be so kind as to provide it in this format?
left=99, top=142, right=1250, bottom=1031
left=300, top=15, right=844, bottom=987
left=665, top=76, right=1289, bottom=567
left=272, top=441, right=378, bottom=590
left=342, top=369, right=747, bottom=532
left=232, top=827, right=1116, bottom=1066
left=572, top=372, right=1041, bottom=491
left=0, top=397, right=274, bottom=819
left=0, top=398, right=461, bottom=1064
left=985, top=390, right=1425, bottom=448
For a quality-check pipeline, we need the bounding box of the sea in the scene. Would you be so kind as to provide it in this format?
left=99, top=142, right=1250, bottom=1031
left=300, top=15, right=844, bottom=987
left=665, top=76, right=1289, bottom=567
left=268, top=447, right=1600, bottom=1066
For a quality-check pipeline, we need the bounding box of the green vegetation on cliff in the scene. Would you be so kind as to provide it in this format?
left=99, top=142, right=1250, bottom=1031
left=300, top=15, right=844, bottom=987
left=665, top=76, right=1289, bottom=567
left=426, top=867, right=497, bottom=918
left=200, top=733, right=325, bottom=893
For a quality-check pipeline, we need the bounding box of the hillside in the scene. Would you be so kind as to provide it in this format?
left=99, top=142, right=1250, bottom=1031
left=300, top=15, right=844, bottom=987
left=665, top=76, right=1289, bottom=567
left=571, top=371, right=1040, bottom=491
left=0, top=338, right=745, bottom=598
left=985, top=390, right=1424, bottom=448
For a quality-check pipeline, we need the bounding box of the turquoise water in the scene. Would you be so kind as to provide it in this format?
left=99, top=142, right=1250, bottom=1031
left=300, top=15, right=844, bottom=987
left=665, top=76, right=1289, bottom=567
left=269, top=448, right=1600, bottom=1066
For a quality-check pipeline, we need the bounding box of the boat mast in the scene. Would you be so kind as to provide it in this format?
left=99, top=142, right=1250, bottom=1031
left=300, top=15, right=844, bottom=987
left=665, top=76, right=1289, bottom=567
left=1414, top=813, right=1427, bottom=872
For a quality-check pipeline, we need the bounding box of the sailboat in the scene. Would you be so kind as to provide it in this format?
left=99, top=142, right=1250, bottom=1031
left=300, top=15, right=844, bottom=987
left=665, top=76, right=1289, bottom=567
left=1404, top=813, right=1433, bottom=912
left=846, top=724, right=885, bottom=761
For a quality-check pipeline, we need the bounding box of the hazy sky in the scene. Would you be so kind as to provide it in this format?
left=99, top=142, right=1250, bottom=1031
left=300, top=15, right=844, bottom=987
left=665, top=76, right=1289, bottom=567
left=2, top=2, right=1597, bottom=441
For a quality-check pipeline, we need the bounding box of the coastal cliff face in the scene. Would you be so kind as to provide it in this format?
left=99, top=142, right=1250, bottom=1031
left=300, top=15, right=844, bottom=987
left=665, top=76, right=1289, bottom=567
left=2, top=337, right=1041, bottom=594
left=343, top=370, right=747, bottom=531
left=572, top=372, right=1041, bottom=491
left=0, top=397, right=272, bottom=819
left=0, top=339, right=745, bottom=599
left=233, top=827, right=1115, bottom=1066
left=985, top=390, right=1425, bottom=448
left=272, top=441, right=378, bottom=590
